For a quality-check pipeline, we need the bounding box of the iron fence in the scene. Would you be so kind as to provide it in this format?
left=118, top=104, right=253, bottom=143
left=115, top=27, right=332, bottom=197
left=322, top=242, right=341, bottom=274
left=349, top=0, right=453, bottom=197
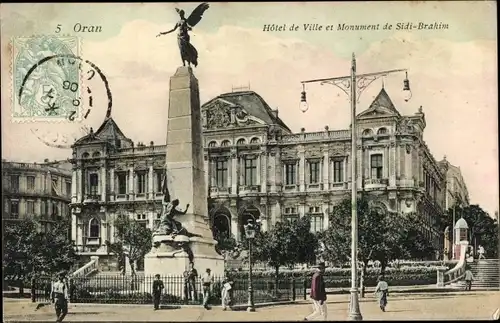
left=30, top=274, right=306, bottom=305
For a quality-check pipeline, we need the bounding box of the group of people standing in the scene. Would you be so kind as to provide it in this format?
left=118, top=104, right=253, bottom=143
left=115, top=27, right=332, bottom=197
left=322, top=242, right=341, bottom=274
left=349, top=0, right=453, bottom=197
left=152, top=263, right=234, bottom=311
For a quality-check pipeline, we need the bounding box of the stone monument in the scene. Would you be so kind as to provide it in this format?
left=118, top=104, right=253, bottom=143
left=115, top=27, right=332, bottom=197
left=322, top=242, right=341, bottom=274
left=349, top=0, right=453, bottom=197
left=144, top=66, right=224, bottom=284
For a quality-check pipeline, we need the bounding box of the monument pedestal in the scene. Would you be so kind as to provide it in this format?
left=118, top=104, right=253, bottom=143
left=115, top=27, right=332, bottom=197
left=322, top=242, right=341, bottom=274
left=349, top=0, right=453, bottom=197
left=144, top=66, right=225, bottom=293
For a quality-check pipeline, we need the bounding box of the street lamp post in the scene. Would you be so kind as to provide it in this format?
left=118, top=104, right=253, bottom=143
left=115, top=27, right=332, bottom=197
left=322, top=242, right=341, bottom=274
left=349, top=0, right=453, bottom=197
left=243, top=218, right=259, bottom=312
left=300, top=53, right=411, bottom=321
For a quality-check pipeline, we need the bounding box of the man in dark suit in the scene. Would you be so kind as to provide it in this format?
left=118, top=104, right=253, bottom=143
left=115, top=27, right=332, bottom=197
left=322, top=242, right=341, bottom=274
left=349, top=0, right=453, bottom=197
left=152, top=274, right=164, bottom=310
left=304, top=262, right=327, bottom=321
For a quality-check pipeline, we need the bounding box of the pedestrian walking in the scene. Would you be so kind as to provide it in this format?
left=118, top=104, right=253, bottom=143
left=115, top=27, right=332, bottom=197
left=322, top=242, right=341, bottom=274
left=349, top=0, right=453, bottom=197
left=201, top=268, right=213, bottom=310
left=464, top=267, right=474, bottom=291
left=304, top=262, right=327, bottom=321
left=51, top=272, right=69, bottom=323
left=152, top=274, right=164, bottom=310
left=478, top=245, right=486, bottom=260
left=188, top=262, right=198, bottom=301
left=221, top=273, right=234, bottom=311
left=374, top=275, right=389, bottom=312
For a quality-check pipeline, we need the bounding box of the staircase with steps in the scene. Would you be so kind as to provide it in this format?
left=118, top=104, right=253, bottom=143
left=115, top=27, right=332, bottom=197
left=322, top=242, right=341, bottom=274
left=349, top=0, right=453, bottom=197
left=453, top=259, right=499, bottom=290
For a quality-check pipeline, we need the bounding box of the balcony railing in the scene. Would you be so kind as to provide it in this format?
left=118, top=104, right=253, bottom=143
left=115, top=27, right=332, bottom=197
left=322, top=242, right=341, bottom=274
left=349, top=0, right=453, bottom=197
left=83, top=194, right=100, bottom=203
left=364, top=178, right=389, bottom=187
left=397, top=179, right=415, bottom=188
left=238, top=185, right=260, bottom=194
left=210, top=186, right=230, bottom=196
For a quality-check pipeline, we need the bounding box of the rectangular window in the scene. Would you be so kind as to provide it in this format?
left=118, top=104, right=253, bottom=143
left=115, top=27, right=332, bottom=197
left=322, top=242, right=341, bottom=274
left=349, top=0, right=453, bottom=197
left=10, top=201, right=19, bottom=218
left=310, top=215, right=324, bottom=233
left=117, top=172, right=127, bottom=194
left=89, top=173, right=99, bottom=196
left=333, top=160, right=343, bottom=183
left=66, top=182, right=72, bottom=197
left=244, top=158, right=257, bottom=186
left=370, top=154, right=383, bottom=179
left=283, top=207, right=299, bottom=222
left=284, top=163, right=296, bottom=185
left=11, top=175, right=20, bottom=192
left=27, top=200, right=35, bottom=215
left=156, top=172, right=163, bottom=192
left=44, top=200, right=49, bottom=215
left=309, top=160, right=320, bottom=184
left=216, top=160, right=228, bottom=187
left=27, top=176, right=35, bottom=191
left=137, top=173, right=146, bottom=194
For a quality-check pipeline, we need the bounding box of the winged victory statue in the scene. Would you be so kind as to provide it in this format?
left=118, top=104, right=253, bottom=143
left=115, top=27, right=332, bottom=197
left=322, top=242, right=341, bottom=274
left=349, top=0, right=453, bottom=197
left=156, top=3, right=210, bottom=68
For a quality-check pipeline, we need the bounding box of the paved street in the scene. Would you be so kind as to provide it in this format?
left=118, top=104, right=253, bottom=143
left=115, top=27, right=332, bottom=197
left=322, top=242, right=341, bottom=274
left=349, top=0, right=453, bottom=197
left=3, top=291, right=499, bottom=321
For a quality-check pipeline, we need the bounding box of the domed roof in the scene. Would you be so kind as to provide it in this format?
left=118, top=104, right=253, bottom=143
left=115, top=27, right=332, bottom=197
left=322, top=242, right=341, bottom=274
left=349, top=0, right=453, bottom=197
left=454, top=217, right=469, bottom=229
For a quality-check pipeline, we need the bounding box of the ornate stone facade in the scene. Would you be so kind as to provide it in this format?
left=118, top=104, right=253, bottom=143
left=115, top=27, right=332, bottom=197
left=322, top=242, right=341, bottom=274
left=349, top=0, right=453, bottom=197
left=203, top=89, right=447, bottom=251
left=2, top=159, right=72, bottom=233
left=439, top=157, right=470, bottom=209
left=70, top=88, right=455, bottom=265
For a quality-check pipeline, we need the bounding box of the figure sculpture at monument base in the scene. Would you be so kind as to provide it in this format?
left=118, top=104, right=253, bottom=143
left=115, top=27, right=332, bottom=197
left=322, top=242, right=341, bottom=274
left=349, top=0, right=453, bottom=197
left=143, top=66, right=224, bottom=297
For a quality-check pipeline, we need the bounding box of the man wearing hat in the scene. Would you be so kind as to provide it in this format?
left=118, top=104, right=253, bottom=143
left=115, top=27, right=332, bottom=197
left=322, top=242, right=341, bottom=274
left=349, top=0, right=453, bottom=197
left=152, top=274, right=164, bottom=310
left=51, top=272, right=69, bottom=322
left=304, top=262, right=327, bottom=321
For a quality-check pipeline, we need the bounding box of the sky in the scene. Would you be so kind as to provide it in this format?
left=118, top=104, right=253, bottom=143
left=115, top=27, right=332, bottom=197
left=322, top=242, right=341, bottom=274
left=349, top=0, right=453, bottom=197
left=1, top=1, right=498, bottom=216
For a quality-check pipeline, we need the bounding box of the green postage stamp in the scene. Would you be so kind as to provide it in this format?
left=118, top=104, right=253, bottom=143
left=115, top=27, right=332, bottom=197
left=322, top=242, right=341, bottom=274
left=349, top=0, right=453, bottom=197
left=12, top=35, right=82, bottom=123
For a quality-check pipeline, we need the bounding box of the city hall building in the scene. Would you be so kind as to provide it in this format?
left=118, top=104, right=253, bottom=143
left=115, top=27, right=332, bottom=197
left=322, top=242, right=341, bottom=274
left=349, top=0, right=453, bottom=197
left=70, top=88, right=456, bottom=269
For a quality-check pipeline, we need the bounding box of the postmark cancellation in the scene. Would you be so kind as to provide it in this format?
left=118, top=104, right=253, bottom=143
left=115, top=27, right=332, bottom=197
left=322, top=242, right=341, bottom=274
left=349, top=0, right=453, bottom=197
left=11, top=35, right=82, bottom=123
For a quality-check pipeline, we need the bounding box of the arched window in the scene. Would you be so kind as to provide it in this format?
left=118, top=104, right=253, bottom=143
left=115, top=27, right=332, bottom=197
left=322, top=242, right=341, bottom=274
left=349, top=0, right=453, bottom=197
left=362, top=129, right=373, bottom=137
left=250, top=137, right=260, bottom=144
left=208, top=141, right=217, bottom=148
left=221, top=140, right=231, bottom=147
left=236, top=138, right=246, bottom=146
left=89, top=218, right=100, bottom=238
left=82, top=152, right=90, bottom=159
left=377, top=127, right=388, bottom=135
left=92, top=151, right=101, bottom=158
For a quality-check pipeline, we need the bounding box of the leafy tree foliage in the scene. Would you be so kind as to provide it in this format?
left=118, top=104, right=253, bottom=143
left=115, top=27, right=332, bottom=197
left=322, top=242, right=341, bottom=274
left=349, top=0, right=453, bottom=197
left=244, top=216, right=319, bottom=275
left=105, top=215, right=152, bottom=277
left=319, top=196, right=435, bottom=296
left=438, top=204, right=498, bottom=258
left=212, top=228, right=238, bottom=258
left=3, top=217, right=77, bottom=281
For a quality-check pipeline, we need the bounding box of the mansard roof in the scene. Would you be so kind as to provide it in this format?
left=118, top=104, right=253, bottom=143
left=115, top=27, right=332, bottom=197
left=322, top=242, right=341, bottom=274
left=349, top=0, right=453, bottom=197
left=73, top=117, right=132, bottom=146
left=357, top=88, right=401, bottom=119
left=202, top=91, right=291, bottom=132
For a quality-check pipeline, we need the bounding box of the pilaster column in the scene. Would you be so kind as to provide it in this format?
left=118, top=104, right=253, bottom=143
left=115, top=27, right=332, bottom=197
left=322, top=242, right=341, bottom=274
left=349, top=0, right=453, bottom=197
left=299, top=146, right=305, bottom=192
left=389, top=144, right=396, bottom=186
left=261, top=151, right=267, bottom=193
left=323, top=148, right=329, bottom=190
left=71, top=169, right=77, bottom=201
left=110, top=168, right=115, bottom=193
left=273, top=201, right=281, bottom=224
left=101, top=166, right=106, bottom=201
left=384, top=145, right=390, bottom=179
left=322, top=202, right=329, bottom=230
left=231, top=216, right=239, bottom=241
left=298, top=202, right=306, bottom=218
left=344, top=156, right=349, bottom=189
left=71, top=210, right=77, bottom=242
left=210, top=159, right=216, bottom=187
left=256, top=154, right=261, bottom=187
left=231, top=150, right=238, bottom=193
left=148, top=165, right=154, bottom=197
left=128, top=167, right=134, bottom=194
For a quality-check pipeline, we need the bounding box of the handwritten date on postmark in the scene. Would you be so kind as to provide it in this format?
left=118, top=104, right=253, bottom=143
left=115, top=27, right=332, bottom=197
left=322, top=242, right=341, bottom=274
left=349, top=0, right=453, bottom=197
left=12, top=35, right=82, bottom=123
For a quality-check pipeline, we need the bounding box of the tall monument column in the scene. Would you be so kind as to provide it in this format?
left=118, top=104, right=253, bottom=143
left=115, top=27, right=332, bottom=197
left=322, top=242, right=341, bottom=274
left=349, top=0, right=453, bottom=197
left=144, top=67, right=224, bottom=283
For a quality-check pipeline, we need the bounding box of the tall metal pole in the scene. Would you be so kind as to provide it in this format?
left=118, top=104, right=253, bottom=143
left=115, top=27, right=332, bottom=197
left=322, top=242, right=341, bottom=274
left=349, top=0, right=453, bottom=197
left=348, top=53, right=362, bottom=321
left=452, top=203, right=456, bottom=259
left=247, top=239, right=255, bottom=312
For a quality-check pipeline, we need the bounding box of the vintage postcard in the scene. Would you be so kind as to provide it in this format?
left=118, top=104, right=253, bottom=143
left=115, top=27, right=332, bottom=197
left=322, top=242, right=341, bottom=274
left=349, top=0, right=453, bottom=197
left=1, top=1, right=498, bottom=322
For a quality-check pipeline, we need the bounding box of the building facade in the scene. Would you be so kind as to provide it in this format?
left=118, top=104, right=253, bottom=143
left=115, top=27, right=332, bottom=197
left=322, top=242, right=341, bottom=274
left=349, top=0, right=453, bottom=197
left=70, top=88, right=448, bottom=266
left=439, top=157, right=470, bottom=210
left=203, top=89, right=447, bottom=250
left=2, top=159, right=72, bottom=233
left=69, top=118, right=165, bottom=270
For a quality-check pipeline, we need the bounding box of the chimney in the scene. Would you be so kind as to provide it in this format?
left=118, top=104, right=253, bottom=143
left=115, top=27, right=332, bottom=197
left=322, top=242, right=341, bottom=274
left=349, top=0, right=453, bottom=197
left=272, top=109, right=279, bottom=119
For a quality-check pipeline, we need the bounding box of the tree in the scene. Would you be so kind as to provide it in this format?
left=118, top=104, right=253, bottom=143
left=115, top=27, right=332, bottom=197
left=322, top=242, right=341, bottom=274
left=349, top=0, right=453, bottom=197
left=319, top=197, right=435, bottom=297
left=105, top=215, right=152, bottom=278
left=243, top=216, right=319, bottom=294
left=212, top=227, right=238, bottom=258
left=439, top=205, right=498, bottom=258
left=3, top=217, right=77, bottom=282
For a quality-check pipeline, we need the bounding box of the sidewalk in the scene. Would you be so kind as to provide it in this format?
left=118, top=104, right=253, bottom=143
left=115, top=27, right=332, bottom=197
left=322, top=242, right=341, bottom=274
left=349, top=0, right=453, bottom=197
left=4, top=291, right=499, bottom=321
